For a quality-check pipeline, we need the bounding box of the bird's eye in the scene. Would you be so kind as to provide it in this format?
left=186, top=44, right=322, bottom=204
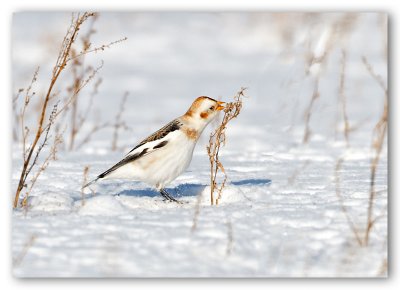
left=209, top=106, right=215, bottom=110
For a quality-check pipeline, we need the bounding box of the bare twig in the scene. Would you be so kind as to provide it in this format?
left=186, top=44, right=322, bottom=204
left=75, top=121, right=111, bottom=151
left=68, top=15, right=100, bottom=150
left=377, top=258, right=388, bottom=277
left=207, top=88, right=245, bottom=205
left=48, top=60, right=104, bottom=126
left=302, top=77, right=320, bottom=144
left=287, top=160, right=310, bottom=185
left=13, top=88, right=25, bottom=142
left=67, top=37, right=128, bottom=62
left=111, top=92, right=130, bottom=151
left=13, top=12, right=101, bottom=208
left=362, top=56, right=387, bottom=95
left=338, top=50, right=350, bottom=146
left=74, top=90, right=131, bottom=151
left=77, top=77, right=102, bottom=128
left=191, top=190, right=203, bottom=232
left=335, top=158, right=363, bottom=246
left=12, top=234, right=36, bottom=268
left=81, top=166, right=90, bottom=206
left=362, top=56, right=388, bottom=245
left=20, top=68, right=40, bottom=160
left=226, top=220, right=234, bottom=256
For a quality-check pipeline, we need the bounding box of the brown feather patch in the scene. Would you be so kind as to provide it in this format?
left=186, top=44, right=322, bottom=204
left=184, top=96, right=217, bottom=117
left=182, top=128, right=199, bottom=140
left=200, top=112, right=208, bottom=119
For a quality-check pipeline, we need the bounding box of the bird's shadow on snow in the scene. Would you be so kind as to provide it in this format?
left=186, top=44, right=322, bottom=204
left=113, top=179, right=271, bottom=198
left=231, top=178, right=271, bottom=186
left=115, top=183, right=206, bottom=198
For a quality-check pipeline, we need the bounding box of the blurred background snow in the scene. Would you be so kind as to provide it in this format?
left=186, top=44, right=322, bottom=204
left=12, top=12, right=387, bottom=151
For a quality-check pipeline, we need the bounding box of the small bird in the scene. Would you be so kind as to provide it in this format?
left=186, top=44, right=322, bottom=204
left=83, top=96, right=225, bottom=203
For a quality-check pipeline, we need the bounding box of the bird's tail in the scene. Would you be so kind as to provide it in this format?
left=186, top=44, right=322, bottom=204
left=82, top=165, right=116, bottom=190
left=82, top=177, right=100, bottom=190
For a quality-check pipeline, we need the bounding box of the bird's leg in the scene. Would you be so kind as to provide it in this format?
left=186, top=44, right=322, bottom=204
left=159, top=188, right=181, bottom=203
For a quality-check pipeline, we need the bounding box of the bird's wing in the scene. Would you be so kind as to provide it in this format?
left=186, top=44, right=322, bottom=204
left=95, top=119, right=182, bottom=180
left=126, top=119, right=182, bottom=155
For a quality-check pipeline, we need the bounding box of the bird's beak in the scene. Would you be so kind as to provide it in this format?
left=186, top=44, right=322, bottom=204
left=216, top=101, right=225, bottom=111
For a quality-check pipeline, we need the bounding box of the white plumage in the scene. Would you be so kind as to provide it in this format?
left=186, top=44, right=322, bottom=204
left=84, top=96, right=225, bottom=202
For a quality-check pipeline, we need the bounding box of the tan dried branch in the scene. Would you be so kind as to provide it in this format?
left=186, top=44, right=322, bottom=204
left=20, top=68, right=40, bottom=160
left=207, top=87, right=245, bottom=205
left=335, top=158, right=363, bottom=246
left=68, top=15, right=100, bottom=150
left=12, top=234, right=36, bottom=268
left=338, top=50, right=350, bottom=146
left=67, top=37, right=128, bottom=62
left=14, top=12, right=96, bottom=208
left=303, top=77, right=320, bottom=144
left=111, top=92, right=131, bottom=151
left=191, top=190, right=203, bottom=232
left=362, top=56, right=388, bottom=245
left=81, top=166, right=90, bottom=206
left=74, top=90, right=130, bottom=152
left=24, top=104, right=58, bottom=183
left=12, top=88, right=24, bottom=142
left=287, top=160, right=310, bottom=185
left=75, top=121, right=112, bottom=151
left=48, top=60, right=104, bottom=126
left=226, top=220, right=234, bottom=256
left=77, top=77, right=102, bottom=127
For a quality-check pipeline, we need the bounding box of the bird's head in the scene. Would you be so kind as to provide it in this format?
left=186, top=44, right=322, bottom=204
left=184, top=96, right=225, bottom=127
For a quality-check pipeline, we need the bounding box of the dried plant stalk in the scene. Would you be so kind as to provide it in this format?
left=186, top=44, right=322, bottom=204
left=362, top=56, right=388, bottom=245
left=339, top=50, right=350, bottom=146
left=74, top=92, right=131, bottom=151
left=13, top=13, right=96, bottom=208
left=12, top=234, right=36, bottom=268
left=75, top=123, right=109, bottom=150
left=303, top=77, right=320, bottom=144
left=226, top=220, right=234, bottom=256
left=191, top=191, right=203, bottom=232
left=13, top=12, right=126, bottom=208
left=207, top=88, right=245, bottom=205
left=335, top=158, right=363, bottom=246
left=111, top=92, right=131, bottom=151
left=81, top=166, right=90, bottom=206
left=68, top=14, right=102, bottom=150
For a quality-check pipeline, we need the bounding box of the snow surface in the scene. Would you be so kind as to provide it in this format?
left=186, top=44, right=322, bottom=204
left=11, top=12, right=387, bottom=277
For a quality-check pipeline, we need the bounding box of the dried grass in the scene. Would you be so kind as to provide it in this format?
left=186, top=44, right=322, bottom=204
left=13, top=12, right=126, bottom=208
left=191, top=191, right=203, bottom=232
left=338, top=50, right=351, bottom=146
left=66, top=14, right=127, bottom=150
left=335, top=158, right=363, bottom=246
left=207, top=87, right=245, bottom=206
left=81, top=166, right=91, bottom=206
left=362, top=56, right=388, bottom=245
left=226, top=220, right=234, bottom=256
left=111, top=92, right=131, bottom=151
left=67, top=15, right=99, bottom=150
left=13, top=13, right=95, bottom=208
left=287, top=160, right=310, bottom=185
left=12, top=234, right=36, bottom=268
left=302, top=77, right=320, bottom=144
left=333, top=56, right=387, bottom=247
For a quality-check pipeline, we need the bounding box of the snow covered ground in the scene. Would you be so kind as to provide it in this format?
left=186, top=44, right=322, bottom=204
left=11, top=12, right=387, bottom=277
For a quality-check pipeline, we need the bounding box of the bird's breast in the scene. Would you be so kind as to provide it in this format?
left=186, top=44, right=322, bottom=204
left=181, top=127, right=199, bottom=141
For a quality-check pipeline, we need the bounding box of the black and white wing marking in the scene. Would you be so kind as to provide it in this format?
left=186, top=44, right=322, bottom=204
left=85, top=119, right=182, bottom=185
left=126, top=119, right=182, bottom=154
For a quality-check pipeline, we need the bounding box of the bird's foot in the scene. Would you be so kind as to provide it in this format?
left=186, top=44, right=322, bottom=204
left=160, top=189, right=182, bottom=204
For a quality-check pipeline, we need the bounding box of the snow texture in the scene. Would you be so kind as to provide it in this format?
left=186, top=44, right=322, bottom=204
left=12, top=12, right=387, bottom=277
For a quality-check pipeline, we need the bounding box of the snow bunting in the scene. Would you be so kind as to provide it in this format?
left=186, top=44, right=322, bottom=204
left=83, top=96, right=225, bottom=202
